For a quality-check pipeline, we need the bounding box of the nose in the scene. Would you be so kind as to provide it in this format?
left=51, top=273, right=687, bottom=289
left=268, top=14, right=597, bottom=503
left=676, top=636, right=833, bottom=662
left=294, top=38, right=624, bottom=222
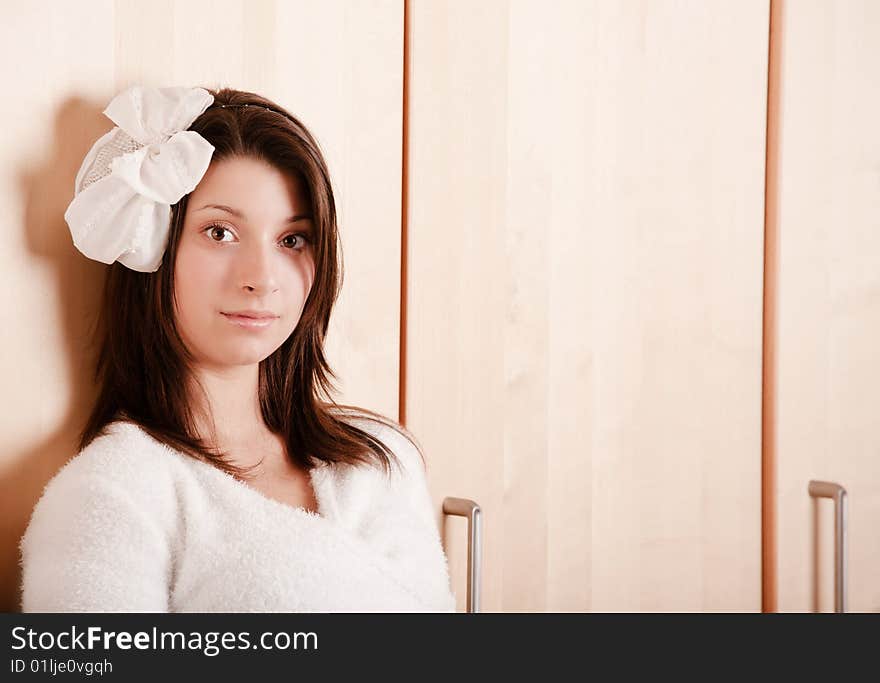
left=237, top=239, right=280, bottom=295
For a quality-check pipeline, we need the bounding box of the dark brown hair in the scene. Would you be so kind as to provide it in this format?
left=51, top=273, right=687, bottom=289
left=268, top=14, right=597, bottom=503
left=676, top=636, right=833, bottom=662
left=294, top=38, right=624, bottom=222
left=78, top=87, right=417, bottom=479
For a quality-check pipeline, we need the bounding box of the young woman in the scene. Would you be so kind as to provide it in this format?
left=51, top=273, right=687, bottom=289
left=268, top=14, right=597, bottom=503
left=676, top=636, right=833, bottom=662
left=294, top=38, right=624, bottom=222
left=18, top=85, right=456, bottom=612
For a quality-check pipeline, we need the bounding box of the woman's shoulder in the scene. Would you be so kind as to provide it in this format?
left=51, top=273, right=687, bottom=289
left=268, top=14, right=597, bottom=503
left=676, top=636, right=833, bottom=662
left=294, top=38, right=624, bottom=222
left=54, top=420, right=176, bottom=485
left=27, top=421, right=181, bottom=527
left=19, top=421, right=177, bottom=612
left=329, top=406, right=427, bottom=479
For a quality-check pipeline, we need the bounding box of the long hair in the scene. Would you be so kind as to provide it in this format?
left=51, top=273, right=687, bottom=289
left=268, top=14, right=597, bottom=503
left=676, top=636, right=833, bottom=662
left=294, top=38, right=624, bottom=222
left=78, top=87, right=416, bottom=479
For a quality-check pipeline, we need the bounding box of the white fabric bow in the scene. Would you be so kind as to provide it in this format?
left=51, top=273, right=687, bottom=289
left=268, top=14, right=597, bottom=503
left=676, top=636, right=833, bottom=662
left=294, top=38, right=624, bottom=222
left=64, top=86, right=216, bottom=272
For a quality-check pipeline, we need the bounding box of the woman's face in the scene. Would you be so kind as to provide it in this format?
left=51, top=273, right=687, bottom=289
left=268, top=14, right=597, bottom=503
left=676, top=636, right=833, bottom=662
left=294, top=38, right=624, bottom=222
left=173, top=155, right=316, bottom=371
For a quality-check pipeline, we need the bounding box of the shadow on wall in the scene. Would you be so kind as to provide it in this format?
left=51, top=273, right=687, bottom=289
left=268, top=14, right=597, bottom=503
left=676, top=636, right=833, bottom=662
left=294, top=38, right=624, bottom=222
left=0, top=94, right=112, bottom=612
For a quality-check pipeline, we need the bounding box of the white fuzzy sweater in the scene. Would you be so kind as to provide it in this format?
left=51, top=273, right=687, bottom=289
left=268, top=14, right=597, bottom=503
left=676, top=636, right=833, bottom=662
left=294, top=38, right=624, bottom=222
left=19, top=418, right=457, bottom=612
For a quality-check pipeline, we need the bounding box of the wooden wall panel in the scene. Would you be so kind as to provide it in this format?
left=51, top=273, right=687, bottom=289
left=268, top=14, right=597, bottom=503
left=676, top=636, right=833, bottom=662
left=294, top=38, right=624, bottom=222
left=774, top=0, right=880, bottom=613
left=406, top=0, right=768, bottom=611
left=405, top=0, right=509, bottom=613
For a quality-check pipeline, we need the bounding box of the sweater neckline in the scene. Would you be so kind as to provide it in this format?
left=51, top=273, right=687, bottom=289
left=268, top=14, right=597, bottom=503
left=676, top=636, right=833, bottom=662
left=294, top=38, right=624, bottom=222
left=110, top=420, right=335, bottom=522
left=197, top=456, right=331, bottom=521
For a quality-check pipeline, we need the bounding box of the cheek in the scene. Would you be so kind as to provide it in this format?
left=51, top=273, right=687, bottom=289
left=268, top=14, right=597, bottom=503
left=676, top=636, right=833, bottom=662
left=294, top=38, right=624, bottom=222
left=284, top=258, right=315, bottom=308
left=174, top=248, right=222, bottom=325
left=273, top=259, right=314, bottom=336
left=294, top=254, right=316, bottom=294
left=294, top=259, right=315, bottom=312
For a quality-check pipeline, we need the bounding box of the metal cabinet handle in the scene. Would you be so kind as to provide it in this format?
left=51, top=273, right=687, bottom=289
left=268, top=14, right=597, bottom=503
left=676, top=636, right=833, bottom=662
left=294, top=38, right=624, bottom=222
left=442, top=497, right=482, bottom=613
left=808, top=480, right=848, bottom=613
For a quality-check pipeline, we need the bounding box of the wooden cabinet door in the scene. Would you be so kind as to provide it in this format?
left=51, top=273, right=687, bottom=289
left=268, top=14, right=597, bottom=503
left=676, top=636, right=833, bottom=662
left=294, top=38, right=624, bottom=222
left=405, top=0, right=768, bottom=611
left=772, top=0, right=880, bottom=613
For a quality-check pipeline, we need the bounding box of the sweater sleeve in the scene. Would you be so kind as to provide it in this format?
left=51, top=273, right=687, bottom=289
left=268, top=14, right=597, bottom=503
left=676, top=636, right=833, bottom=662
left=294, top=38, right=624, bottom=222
left=368, top=424, right=458, bottom=613
left=19, top=465, right=171, bottom=613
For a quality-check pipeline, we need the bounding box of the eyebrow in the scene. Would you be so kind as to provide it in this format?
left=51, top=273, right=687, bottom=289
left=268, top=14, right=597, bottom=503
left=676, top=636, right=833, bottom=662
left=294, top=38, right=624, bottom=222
left=195, top=204, right=313, bottom=224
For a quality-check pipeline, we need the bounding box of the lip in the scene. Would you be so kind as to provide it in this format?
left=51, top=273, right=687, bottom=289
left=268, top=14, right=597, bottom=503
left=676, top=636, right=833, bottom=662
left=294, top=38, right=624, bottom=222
left=221, top=311, right=279, bottom=329
left=222, top=309, right=279, bottom=319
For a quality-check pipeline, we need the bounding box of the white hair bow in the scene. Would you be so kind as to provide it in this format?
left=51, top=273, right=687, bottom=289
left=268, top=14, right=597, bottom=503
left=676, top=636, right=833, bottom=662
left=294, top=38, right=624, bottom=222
left=64, top=85, right=216, bottom=272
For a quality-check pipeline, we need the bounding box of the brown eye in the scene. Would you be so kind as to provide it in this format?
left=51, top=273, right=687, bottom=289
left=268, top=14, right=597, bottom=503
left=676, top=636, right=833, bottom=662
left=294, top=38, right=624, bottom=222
left=204, top=224, right=234, bottom=242
left=281, top=233, right=310, bottom=250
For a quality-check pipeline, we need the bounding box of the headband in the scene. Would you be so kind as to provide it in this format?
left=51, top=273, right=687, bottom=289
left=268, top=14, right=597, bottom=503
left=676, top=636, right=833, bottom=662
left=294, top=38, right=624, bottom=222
left=64, top=85, right=216, bottom=272
left=213, top=102, right=289, bottom=118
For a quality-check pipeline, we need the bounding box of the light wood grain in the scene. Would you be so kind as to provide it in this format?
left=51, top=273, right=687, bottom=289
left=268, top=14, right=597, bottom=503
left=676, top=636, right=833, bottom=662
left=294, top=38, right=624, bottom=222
left=773, top=0, right=880, bottom=613
left=405, top=0, right=768, bottom=611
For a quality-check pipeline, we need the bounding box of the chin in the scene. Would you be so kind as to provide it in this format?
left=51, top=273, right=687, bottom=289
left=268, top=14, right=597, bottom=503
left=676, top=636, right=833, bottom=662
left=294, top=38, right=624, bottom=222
left=215, top=343, right=281, bottom=367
